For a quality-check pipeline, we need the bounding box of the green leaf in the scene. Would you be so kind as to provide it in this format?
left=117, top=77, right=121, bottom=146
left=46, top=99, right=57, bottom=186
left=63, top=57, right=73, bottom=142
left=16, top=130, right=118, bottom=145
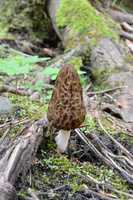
left=34, top=80, right=44, bottom=92
left=0, top=55, right=49, bottom=76
left=43, top=66, right=60, bottom=80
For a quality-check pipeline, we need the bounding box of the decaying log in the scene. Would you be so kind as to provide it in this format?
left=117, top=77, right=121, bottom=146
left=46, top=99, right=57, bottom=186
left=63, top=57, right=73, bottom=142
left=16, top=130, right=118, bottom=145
left=0, top=85, right=31, bottom=96
left=0, top=118, right=47, bottom=200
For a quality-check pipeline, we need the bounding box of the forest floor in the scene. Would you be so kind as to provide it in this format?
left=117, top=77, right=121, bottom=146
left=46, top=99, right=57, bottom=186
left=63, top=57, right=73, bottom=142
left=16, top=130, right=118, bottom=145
left=0, top=44, right=132, bottom=200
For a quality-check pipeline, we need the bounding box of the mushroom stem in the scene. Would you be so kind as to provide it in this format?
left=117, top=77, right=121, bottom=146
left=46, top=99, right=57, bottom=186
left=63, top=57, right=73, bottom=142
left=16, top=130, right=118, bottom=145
left=55, top=130, right=71, bottom=153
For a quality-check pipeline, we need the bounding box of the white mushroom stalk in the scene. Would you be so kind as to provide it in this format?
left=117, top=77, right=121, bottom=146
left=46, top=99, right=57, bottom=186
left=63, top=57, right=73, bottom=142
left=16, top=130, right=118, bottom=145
left=55, top=130, right=71, bottom=153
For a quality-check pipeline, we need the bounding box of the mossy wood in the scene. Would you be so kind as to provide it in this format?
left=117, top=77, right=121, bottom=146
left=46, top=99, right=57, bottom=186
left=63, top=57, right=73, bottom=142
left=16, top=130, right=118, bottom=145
left=47, top=0, right=118, bottom=49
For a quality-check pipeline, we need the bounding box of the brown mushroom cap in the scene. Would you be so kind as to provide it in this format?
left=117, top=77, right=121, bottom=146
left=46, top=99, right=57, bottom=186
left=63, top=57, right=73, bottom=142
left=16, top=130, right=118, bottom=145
left=47, top=64, right=86, bottom=130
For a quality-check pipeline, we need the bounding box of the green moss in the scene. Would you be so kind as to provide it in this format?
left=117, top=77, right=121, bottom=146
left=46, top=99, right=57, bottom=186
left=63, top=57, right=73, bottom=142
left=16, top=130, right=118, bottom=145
left=92, top=66, right=121, bottom=84
left=0, top=0, right=50, bottom=42
left=67, top=57, right=88, bottom=86
left=68, top=57, right=83, bottom=71
left=0, top=23, right=14, bottom=39
left=100, top=115, right=117, bottom=133
left=56, top=0, right=118, bottom=48
left=81, top=115, right=97, bottom=134
left=0, top=94, right=47, bottom=139
left=118, top=132, right=133, bottom=146
left=9, top=94, right=47, bottom=120
left=17, top=191, right=28, bottom=199
left=125, top=54, right=133, bottom=64
left=40, top=155, right=129, bottom=197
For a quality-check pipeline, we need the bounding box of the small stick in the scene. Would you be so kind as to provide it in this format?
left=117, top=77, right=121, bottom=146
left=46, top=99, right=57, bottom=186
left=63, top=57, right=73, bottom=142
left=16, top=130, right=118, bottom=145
left=27, top=188, right=40, bottom=200
left=81, top=174, right=133, bottom=199
left=85, top=188, right=118, bottom=200
left=88, top=86, right=127, bottom=95
left=121, top=22, right=133, bottom=33
left=98, top=118, right=133, bottom=159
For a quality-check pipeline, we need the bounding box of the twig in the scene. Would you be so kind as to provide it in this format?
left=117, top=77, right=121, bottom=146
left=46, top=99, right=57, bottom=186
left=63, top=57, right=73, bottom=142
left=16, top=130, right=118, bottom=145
left=108, top=9, right=133, bottom=24
left=91, top=133, right=133, bottom=183
left=87, top=86, right=127, bottom=95
left=0, top=117, right=47, bottom=199
left=85, top=188, right=118, bottom=200
left=0, top=127, right=10, bottom=145
left=75, top=129, right=114, bottom=166
left=97, top=119, right=133, bottom=160
left=0, top=117, right=30, bottom=129
left=120, top=31, right=133, bottom=41
left=0, top=84, right=53, bottom=99
left=76, top=128, right=133, bottom=183
left=0, top=85, right=31, bottom=96
left=81, top=174, right=133, bottom=199
left=104, top=93, right=117, bottom=103
left=121, top=22, right=133, bottom=33
left=27, top=188, right=40, bottom=200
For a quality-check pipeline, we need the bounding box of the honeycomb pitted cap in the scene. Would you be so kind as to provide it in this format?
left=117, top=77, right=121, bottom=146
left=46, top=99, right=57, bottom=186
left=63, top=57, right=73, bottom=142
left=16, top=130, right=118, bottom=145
left=47, top=64, right=86, bottom=130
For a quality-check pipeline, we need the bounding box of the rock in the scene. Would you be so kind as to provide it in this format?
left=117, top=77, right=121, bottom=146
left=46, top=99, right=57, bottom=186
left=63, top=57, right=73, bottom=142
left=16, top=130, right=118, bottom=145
left=107, top=71, right=132, bottom=87
left=47, top=1, right=117, bottom=49
left=103, top=72, right=133, bottom=122
left=0, top=96, right=14, bottom=117
left=90, top=38, right=125, bottom=82
left=116, top=89, right=133, bottom=122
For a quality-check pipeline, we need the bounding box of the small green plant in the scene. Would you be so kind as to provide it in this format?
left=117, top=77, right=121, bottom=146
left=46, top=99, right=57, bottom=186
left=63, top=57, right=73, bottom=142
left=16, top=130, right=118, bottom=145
left=40, top=155, right=129, bottom=195
left=21, top=64, right=87, bottom=98
left=43, top=65, right=87, bottom=86
left=0, top=55, right=49, bottom=76
left=42, top=66, right=60, bottom=80
left=82, top=115, right=96, bottom=133
left=78, top=70, right=88, bottom=86
left=44, top=90, right=53, bottom=102
left=25, top=80, right=45, bottom=92
left=9, top=94, right=47, bottom=120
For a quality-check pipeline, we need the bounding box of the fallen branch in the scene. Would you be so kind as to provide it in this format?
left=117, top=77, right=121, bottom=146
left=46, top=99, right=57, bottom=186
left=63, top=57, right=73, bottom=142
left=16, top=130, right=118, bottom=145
left=85, top=188, right=117, bottom=200
left=76, top=127, right=133, bottom=184
left=121, top=22, right=133, bottom=33
left=0, top=84, right=54, bottom=100
left=0, top=85, right=31, bottom=96
left=87, top=86, right=127, bottom=95
left=120, top=31, right=133, bottom=41
left=98, top=119, right=133, bottom=160
left=27, top=188, right=40, bottom=200
left=0, top=118, right=47, bottom=200
left=81, top=173, right=133, bottom=199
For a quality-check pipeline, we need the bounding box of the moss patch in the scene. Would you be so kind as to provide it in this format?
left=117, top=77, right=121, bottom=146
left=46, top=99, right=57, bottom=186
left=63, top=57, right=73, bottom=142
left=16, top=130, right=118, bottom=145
left=9, top=94, right=47, bottom=120
left=30, top=154, right=130, bottom=199
left=0, top=0, right=50, bottom=43
left=56, top=0, right=118, bottom=48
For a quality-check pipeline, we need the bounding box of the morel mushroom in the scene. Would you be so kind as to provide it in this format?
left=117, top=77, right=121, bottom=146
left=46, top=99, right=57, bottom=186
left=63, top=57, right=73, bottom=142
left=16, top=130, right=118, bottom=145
left=47, top=64, right=86, bottom=152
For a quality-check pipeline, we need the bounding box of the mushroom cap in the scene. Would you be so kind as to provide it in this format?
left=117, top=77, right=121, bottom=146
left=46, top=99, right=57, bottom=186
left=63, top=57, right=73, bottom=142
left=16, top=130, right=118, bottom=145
left=47, top=64, right=86, bottom=130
